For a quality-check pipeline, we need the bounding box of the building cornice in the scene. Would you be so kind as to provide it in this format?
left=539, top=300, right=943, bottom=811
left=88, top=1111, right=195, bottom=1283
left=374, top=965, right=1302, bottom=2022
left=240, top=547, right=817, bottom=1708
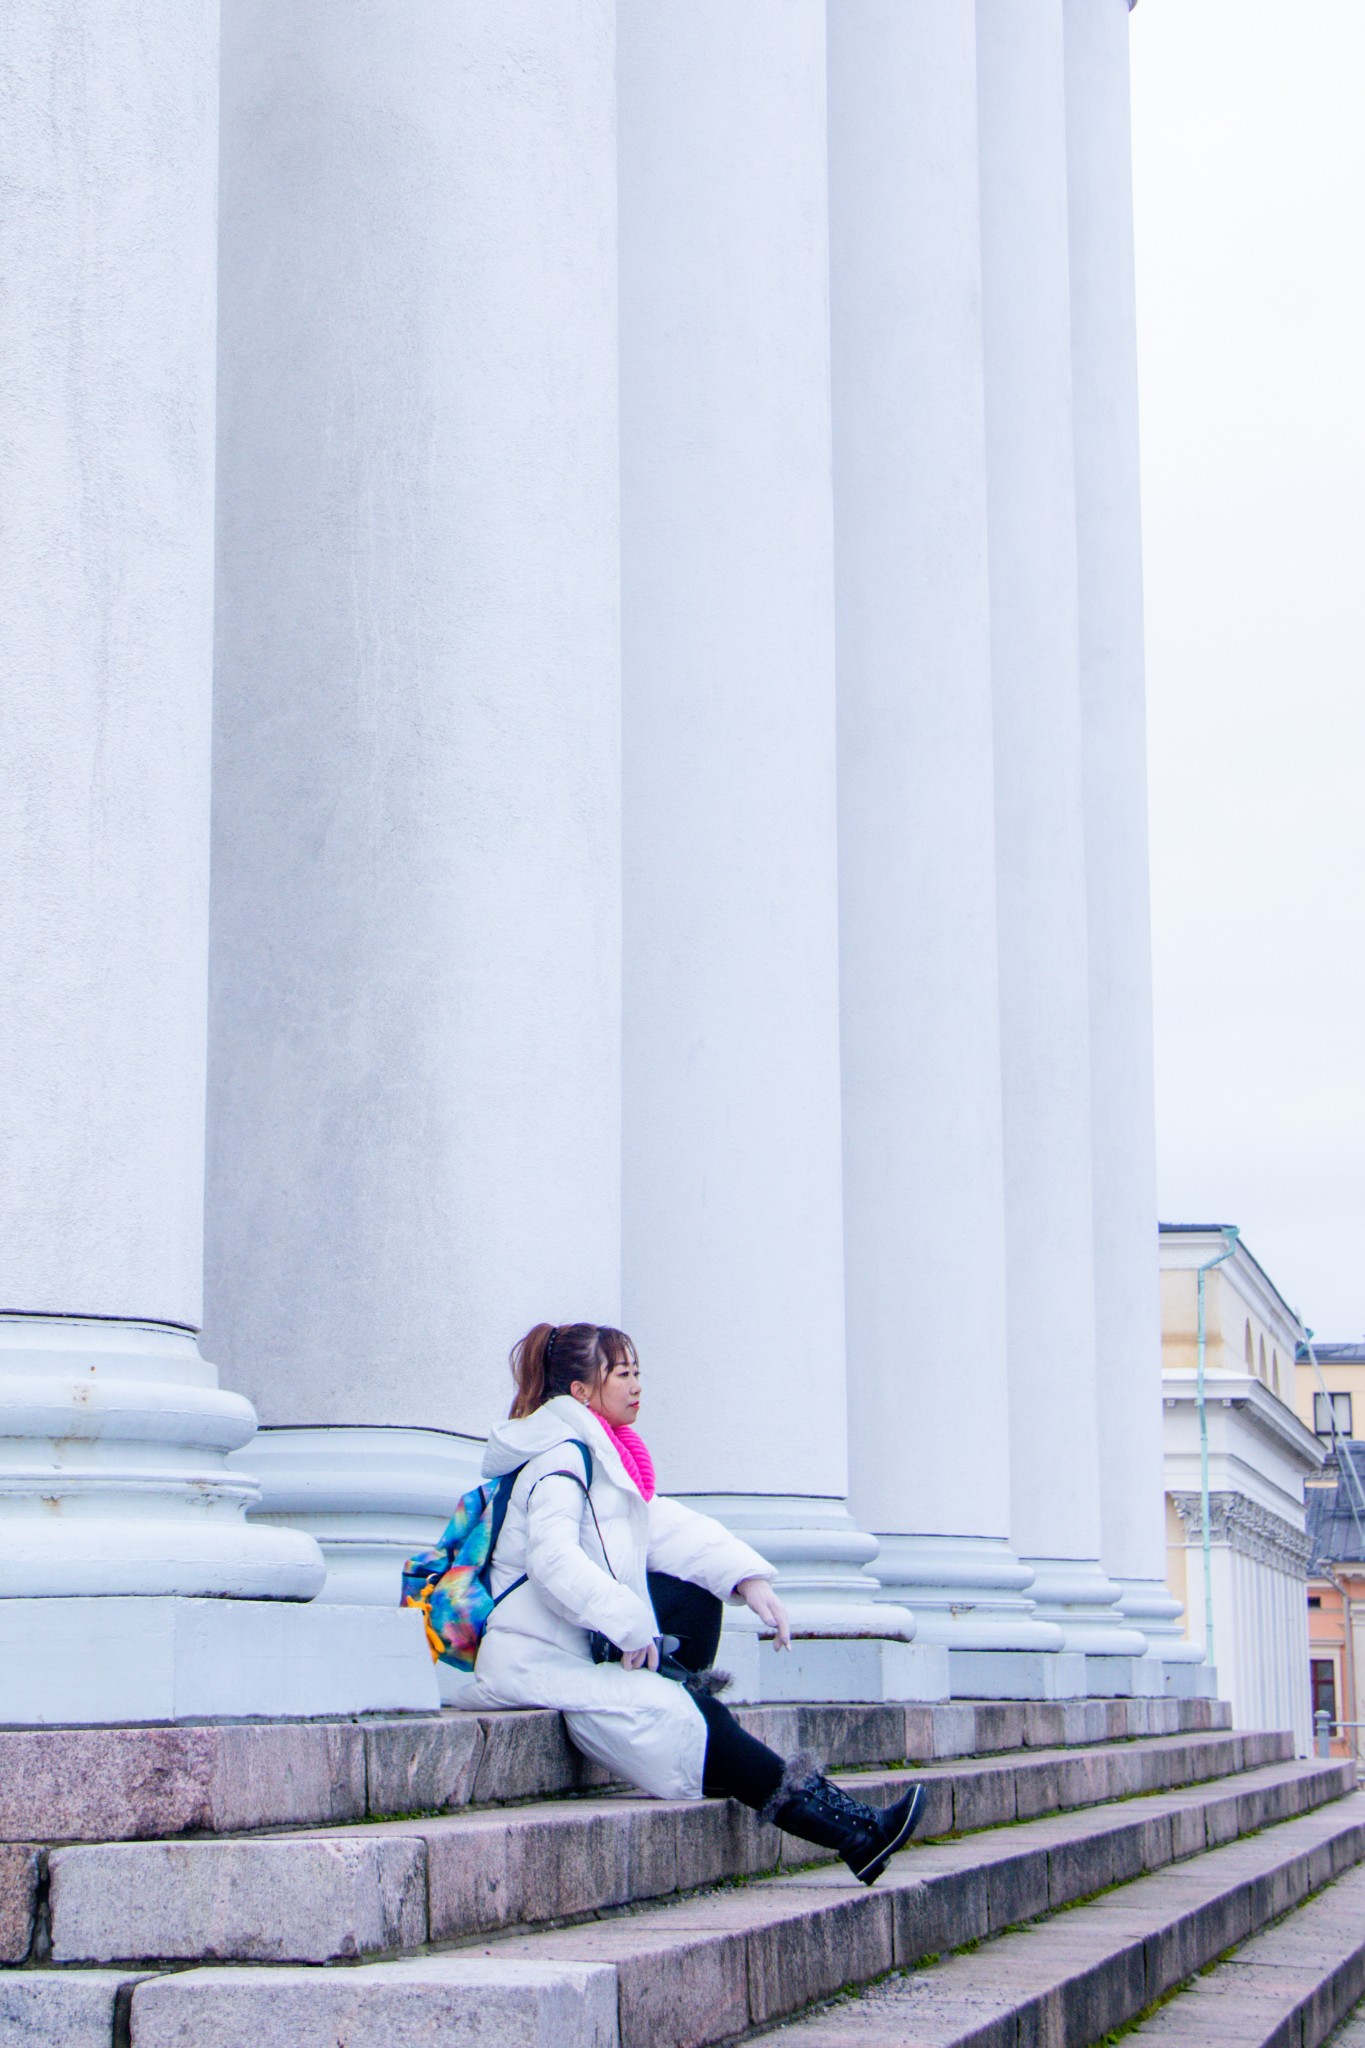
left=1162, top=1367, right=1326, bottom=1474
left=1170, top=1489, right=1313, bottom=1577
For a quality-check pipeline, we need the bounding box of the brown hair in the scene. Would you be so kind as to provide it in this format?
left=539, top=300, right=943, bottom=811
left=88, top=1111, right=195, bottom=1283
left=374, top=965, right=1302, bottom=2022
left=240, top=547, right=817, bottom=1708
left=509, top=1322, right=638, bottom=1420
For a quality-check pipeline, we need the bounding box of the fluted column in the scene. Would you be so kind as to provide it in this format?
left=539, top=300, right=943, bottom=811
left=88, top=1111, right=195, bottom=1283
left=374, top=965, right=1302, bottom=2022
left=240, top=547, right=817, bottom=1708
left=828, top=0, right=1060, bottom=1694
left=0, top=0, right=350, bottom=1722
left=618, top=2, right=931, bottom=1701
left=976, top=0, right=1145, bottom=1687
left=1064, top=0, right=1202, bottom=1678
left=208, top=3, right=622, bottom=1612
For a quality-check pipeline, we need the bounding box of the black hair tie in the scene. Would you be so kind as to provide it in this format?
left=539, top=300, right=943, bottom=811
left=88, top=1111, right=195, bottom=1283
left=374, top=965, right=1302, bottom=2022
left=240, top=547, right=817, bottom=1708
left=544, top=1325, right=558, bottom=1370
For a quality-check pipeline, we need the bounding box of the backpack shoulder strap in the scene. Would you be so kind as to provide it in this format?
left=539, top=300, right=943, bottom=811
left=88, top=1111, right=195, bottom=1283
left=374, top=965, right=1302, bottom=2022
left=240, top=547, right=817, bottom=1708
left=485, top=1469, right=520, bottom=1562
left=485, top=1438, right=597, bottom=1599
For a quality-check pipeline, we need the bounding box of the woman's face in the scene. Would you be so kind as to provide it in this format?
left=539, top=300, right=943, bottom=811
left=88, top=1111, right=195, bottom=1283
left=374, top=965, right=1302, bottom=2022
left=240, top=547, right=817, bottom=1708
left=585, top=1353, right=641, bottom=1429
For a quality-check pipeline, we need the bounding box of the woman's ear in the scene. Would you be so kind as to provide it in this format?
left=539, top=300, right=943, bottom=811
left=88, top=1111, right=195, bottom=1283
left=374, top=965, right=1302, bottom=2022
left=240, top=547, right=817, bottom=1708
left=569, top=1380, right=590, bottom=1405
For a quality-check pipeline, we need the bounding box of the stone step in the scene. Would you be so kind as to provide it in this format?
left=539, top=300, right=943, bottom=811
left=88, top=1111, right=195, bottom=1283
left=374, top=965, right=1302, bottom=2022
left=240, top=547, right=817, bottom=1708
left=755, top=1793, right=1365, bottom=2048
left=1120, top=1857, right=1365, bottom=2044
left=484, top=1773, right=1363, bottom=2048
left=0, top=1694, right=1231, bottom=1845
left=0, top=1958, right=617, bottom=2048
left=34, top=1777, right=1362, bottom=2048
left=35, top=1733, right=1307, bottom=1967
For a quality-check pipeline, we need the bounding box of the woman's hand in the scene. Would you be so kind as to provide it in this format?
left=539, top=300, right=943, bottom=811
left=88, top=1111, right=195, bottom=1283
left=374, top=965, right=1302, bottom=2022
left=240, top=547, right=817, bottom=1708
left=622, top=1639, right=660, bottom=1672
left=737, top=1576, right=791, bottom=1651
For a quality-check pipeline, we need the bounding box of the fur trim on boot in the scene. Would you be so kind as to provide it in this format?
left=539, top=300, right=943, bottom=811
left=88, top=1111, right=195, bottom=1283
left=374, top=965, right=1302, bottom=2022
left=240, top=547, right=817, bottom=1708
left=684, top=1666, right=734, bottom=1699
left=759, top=1749, right=823, bottom=1826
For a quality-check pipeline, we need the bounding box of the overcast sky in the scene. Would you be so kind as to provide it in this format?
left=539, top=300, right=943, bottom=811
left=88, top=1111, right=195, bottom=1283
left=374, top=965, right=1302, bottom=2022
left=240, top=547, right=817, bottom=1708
left=1129, top=0, right=1365, bottom=1338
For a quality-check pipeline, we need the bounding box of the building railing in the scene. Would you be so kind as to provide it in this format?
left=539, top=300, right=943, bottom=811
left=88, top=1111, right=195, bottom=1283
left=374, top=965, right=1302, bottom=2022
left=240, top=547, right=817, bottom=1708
left=1314, top=1709, right=1365, bottom=1765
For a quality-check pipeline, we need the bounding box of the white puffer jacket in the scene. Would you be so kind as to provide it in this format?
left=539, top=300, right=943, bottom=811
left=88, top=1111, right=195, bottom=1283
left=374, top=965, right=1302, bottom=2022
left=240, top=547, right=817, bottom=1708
left=464, top=1396, right=774, bottom=1800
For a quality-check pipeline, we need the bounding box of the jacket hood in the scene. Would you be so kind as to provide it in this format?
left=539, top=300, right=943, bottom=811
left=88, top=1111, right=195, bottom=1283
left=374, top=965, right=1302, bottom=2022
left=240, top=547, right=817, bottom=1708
left=482, top=1395, right=629, bottom=1487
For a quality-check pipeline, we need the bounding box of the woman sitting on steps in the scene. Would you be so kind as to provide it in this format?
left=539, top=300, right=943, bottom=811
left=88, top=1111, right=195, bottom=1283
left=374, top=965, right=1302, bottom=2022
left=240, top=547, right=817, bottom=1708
left=463, top=1319, right=925, bottom=1886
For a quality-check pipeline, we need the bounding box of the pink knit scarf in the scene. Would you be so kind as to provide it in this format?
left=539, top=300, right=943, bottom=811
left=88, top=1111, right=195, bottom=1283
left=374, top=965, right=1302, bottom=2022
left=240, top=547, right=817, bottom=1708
left=600, top=1417, right=656, bottom=1502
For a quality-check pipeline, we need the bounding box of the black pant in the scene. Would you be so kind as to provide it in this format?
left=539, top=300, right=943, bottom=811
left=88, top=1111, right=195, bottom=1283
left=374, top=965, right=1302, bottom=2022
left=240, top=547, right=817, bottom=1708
left=647, top=1571, right=784, bottom=1811
left=647, top=1570, right=723, bottom=1673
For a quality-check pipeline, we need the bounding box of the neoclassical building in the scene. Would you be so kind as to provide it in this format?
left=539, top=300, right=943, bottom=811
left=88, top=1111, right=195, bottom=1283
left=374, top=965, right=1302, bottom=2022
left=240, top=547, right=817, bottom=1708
left=0, top=0, right=1204, bottom=1720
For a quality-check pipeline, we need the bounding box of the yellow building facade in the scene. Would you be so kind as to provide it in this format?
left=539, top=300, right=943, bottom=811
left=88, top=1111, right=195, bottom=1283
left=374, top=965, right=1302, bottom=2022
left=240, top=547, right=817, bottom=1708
left=1159, top=1226, right=1323, bottom=1752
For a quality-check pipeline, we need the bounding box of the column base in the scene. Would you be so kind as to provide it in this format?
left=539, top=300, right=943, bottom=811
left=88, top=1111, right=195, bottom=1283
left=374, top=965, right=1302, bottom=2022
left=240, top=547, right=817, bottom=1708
left=0, top=1317, right=325, bottom=1599
left=1019, top=1556, right=1148, bottom=1658
left=720, top=1629, right=950, bottom=1703
left=1163, top=1659, right=1220, bottom=1700
left=675, top=1494, right=917, bottom=1639
left=228, top=1425, right=484, bottom=1604
left=947, top=1649, right=1089, bottom=1700
left=1114, top=1575, right=1207, bottom=1665
left=869, top=1532, right=1064, bottom=1653
left=1082, top=1654, right=1160, bottom=1698
left=0, top=1597, right=439, bottom=1724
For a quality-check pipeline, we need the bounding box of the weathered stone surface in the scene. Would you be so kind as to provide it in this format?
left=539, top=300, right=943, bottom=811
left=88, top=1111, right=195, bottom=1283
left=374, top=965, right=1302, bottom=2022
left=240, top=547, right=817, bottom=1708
left=1053, top=1929, right=1149, bottom=2043
left=951, top=1759, right=1015, bottom=1834
left=794, top=1706, right=906, bottom=1770
left=1045, top=1821, right=1120, bottom=1908
left=18, top=1734, right=1325, bottom=1984
left=615, top=1930, right=748, bottom=2048
left=984, top=1841, right=1051, bottom=1930
left=764, top=1797, right=1365, bottom=2048
left=49, top=1834, right=427, bottom=1963
left=426, top=1802, right=634, bottom=1939
left=890, top=1863, right=990, bottom=1962
left=1021, top=1701, right=1068, bottom=1750
left=1060, top=1700, right=1110, bottom=1747
left=971, top=1702, right=1027, bottom=1755
left=1169, top=1794, right=1210, bottom=1861
left=0, top=1970, right=150, bottom=2047
left=923, top=1703, right=977, bottom=1759
left=130, top=1958, right=620, bottom=2048
left=679, top=1794, right=776, bottom=1888
left=0, top=1698, right=1254, bottom=1848
left=364, top=1712, right=484, bottom=1816
left=212, top=1720, right=367, bottom=1831
left=0, top=1720, right=366, bottom=1843
left=1054, top=1747, right=1110, bottom=1811
left=746, top=1890, right=893, bottom=2026
left=471, top=1709, right=582, bottom=1803
left=0, top=1847, right=39, bottom=1964
left=1013, top=1755, right=1064, bottom=1822
left=499, top=1914, right=750, bottom=2048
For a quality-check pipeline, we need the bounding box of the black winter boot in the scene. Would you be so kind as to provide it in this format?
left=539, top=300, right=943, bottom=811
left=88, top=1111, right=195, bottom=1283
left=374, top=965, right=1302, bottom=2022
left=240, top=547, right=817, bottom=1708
left=761, top=1752, right=926, bottom=1886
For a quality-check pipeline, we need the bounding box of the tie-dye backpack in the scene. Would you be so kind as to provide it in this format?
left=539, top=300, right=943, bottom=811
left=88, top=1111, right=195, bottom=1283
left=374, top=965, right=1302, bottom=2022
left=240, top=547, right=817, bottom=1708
left=401, top=1440, right=593, bottom=1670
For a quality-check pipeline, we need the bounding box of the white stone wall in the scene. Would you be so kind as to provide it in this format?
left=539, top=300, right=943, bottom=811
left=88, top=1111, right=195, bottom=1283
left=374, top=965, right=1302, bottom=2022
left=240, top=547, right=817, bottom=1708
left=4, top=2, right=1196, bottom=1714
left=206, top=2, right=623, bottom=1435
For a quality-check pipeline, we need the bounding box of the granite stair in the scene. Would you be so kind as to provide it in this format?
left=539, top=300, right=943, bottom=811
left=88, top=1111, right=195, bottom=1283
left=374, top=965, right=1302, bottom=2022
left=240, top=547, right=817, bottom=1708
left=759, top=1794, right=1365, bottom=2047
left=0, top=1695, right=1352, bottom=2048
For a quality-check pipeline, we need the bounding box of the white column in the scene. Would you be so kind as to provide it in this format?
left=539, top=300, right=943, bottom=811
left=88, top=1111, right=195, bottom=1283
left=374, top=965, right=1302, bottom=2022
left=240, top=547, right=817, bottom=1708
left=827, top=0, right=1060, bottom=1694
left=207, top=2, right=622, bottom=1608
left=0, top=0, right=370, bottom=1722
left=618, top=2, right=931, bottom=1702
left=1064, top=0, right=1201, bottom=1674
left=976, top=0, right=1145, bottom=1686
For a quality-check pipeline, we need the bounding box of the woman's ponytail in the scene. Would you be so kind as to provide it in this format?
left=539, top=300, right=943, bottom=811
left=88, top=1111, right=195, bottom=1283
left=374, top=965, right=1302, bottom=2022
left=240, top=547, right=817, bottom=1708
left=509, top=1323, right=555, bottom=1419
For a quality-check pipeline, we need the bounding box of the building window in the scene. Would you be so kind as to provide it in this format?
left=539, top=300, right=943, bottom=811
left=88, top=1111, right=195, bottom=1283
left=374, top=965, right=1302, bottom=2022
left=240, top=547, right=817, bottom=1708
left=1311, top=1658, right=1337, bottom=1726
left=1245, top=1320, right=1254, bottom=1368
left=1309, top=1595, right=1322, bottom=1609
left=1314, top=1390, right=1353, bottom=1439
